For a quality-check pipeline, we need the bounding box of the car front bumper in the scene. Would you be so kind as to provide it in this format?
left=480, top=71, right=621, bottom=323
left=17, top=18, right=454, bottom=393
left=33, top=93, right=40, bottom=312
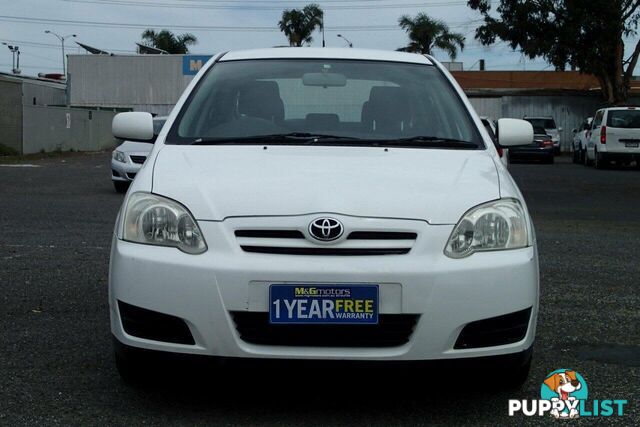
left=109, top=217, right=539, bottom=361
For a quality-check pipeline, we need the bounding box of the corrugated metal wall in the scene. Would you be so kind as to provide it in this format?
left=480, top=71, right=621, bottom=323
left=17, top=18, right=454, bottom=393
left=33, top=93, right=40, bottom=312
left=0, top=79, right=23, bottom=153
left=68, top=55, right=192, bottom=115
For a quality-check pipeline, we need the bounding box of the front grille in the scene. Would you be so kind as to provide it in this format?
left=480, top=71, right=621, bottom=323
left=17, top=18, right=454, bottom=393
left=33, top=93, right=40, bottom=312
left=130, top=155, right=147, bottom=164
left=118, top=300, right=195, bottom=345
left=232, top=312, right=419, bottom=347
left=240, top=246, right=410, bottom=255
left=234, top=228, right=417, bottom=256
left=454, top=307, right=532, bottom=349
left=126, top=172, right=137, bottom=180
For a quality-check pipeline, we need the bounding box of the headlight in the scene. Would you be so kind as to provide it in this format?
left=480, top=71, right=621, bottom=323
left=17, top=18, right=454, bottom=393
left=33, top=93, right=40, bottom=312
left=123, top=192, right=207, bottom=254
left=444, top=198, right=530, bottom=258
left=112, top=150, right=126, bottom=163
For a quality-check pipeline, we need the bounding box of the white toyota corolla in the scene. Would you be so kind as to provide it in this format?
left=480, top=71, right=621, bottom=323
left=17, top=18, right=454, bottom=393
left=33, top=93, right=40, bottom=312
left=109, top=48, right=538, bottom=386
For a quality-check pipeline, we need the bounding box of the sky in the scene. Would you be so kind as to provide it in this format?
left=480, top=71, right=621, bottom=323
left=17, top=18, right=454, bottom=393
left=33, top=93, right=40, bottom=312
left=0, top=0, right=637, bottom=76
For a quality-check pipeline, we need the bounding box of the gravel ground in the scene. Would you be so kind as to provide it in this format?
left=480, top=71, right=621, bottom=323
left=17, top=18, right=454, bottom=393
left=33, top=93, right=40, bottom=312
left=0, top=152, right=637, bottom=425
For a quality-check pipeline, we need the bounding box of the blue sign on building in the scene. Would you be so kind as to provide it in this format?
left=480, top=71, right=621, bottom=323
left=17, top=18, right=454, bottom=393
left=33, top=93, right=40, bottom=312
left=182, top=55, right=213, bottom=75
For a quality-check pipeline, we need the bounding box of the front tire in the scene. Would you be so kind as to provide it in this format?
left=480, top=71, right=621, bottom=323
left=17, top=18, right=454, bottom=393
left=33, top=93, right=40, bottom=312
left=584, top=148, right=593, bottom=166
left=113, top=181, right=129, bottom=194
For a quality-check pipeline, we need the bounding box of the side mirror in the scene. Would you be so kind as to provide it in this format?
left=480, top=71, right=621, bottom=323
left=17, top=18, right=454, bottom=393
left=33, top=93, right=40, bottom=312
left=558, top=127, right=563, bottom=132
left=112, top=112, right=154, bottom=142
left=497, top=118, right=534, bottom=147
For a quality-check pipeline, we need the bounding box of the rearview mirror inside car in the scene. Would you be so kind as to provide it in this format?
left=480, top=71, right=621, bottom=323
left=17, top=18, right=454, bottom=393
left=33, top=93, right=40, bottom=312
left=112, top=112, right=154, bottom=142
left=302, top=72, right=347, bottom=87
left=497, top=118, right=534, bottom=147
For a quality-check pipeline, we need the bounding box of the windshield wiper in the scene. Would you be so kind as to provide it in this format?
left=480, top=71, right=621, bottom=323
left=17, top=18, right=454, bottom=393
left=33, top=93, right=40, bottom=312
left=190, top=133, right=361, bottom=145
left=378, top=136, right=479, bottom=149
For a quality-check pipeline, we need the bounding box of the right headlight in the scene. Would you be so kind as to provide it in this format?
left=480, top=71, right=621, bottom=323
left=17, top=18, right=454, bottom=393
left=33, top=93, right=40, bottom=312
left=112, top=150, right=126, bottom=163
left=444, top=198, right=530, bottom=259
left=122, top=192, right=207, bottom=254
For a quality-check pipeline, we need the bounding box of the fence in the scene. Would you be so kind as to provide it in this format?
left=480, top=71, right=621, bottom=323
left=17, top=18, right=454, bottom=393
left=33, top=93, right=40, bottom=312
left=20, top=106, right=118, bottom=155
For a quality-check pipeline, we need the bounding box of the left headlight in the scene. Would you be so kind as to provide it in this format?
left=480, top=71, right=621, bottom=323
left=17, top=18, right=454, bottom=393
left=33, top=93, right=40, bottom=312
left=444, top=198, right=530, bottom=259
left=123, top=192, right=207, bottom=254
left=112, top=150, right=126, bottom=163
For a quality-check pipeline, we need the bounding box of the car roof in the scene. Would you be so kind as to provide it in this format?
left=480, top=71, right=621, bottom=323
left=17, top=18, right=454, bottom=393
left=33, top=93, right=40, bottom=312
left=219, top=48, right=433, bottom=65
left=601, top=106, right=640, bottom=111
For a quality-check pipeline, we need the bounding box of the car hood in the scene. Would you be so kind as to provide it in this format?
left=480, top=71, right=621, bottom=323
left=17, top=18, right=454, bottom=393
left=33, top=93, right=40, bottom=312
left=152, top=145, right=500, bottom=224
left=117, top=140, right=154, bottom=154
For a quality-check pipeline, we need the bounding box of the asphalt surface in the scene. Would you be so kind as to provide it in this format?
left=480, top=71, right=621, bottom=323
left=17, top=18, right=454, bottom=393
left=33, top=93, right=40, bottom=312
left=0, top=152, right=638, bottom=425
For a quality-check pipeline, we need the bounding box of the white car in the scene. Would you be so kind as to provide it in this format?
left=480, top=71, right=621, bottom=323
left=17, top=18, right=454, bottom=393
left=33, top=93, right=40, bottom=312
left=571, top=117, right=592, bottom=164
left=524, top=116, right=562, bottom=153
left=586, top=107, right=640, bottom=169
left=111, top=117, right=166, bottom=193
left=109, top=48, right=538, bottom=386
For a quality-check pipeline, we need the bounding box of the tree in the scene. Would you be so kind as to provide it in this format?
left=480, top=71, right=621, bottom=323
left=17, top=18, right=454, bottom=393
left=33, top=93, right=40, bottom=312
left=397, top=13, right=465, bottom=59
left=278, top=4, right=324, bottom=47
left=468, top=0, right=640, bottom=105
left=140, top=29, right=197, bottom=54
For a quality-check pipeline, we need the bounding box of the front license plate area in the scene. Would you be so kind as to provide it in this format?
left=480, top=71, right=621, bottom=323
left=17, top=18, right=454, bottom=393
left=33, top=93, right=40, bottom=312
left=269, top=284, right=379, bottom=324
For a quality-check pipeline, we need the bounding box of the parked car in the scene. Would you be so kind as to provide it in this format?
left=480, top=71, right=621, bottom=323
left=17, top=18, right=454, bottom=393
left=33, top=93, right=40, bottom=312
left=111, top=116, right=167, bottom=193
left=508, top=125, right=555, bottom=163
left=571, top=117, right=592, bottom=164
left=585, top=107, right=640, bottom=169
left=480, top=116, right=509, bottom=168
left=523, top=116, right=562, bottom=153
left=109, top=48, right=538, bottom=387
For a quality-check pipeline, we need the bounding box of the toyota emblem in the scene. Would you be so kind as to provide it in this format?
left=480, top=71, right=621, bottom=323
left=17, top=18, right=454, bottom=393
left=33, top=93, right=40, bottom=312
left=308, top=217, right=344, bottom=242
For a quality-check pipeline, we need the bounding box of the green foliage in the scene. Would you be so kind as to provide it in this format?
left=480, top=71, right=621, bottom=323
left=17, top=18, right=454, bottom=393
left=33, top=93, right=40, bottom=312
left=278, top=4, right=324, bottom=47
left=0, top=143, right=19, bottom=156
left=468, top=0, right=640, bottom=104
left=140, top=29, right=198, bottom=54
left=397, top=13, right=465, bottom=59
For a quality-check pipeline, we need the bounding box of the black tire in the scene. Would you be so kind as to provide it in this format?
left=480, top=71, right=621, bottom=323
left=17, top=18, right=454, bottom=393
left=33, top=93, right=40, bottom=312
left=584, top=149, right=593, bottom=166
left=594, top=148, right=607, bottom=170
left=113, top=181, right=129, bottom=194
left=502, top=351, right=533, bottom=390
left=114, top=340, right=151, bottom=385
left=572, top=148, right=579, bottom=163
left=546, top=155, right=555, bottom=164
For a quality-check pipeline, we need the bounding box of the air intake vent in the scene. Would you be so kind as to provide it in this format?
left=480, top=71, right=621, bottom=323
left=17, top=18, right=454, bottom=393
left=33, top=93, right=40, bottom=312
left=129, top=155, right=147, bottom=164
left=118, top=300, right=195, bottom=345
left=235, top=230, right=304, bottom=239
left=454, top=307, right=531, bottom=349
left=240, top=246, right=410, bottom=256
left=232, top=312, right=419, bottom=347
left=348, top=231, right=417, bottom=240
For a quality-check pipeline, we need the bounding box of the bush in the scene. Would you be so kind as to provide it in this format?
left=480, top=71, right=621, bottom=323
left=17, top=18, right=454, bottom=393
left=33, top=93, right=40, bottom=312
left=0, top=144, right=19, bottom=156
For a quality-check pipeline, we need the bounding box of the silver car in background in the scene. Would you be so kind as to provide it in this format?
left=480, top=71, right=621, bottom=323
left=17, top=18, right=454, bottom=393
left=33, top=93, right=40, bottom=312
left=111, top=116, right=166, bottom=193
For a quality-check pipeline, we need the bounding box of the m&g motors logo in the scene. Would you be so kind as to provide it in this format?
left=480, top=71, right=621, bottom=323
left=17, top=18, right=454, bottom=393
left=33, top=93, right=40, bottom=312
left=508, top=369, right=628, bottom=418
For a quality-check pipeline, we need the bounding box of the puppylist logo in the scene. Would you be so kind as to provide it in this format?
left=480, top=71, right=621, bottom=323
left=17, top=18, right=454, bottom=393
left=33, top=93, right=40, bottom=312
left=508, top=369, right=628, bottom=418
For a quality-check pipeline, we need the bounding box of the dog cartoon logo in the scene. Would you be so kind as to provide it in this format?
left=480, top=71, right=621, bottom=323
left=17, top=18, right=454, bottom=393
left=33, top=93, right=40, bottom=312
left=541, top=369, right=588, bottom=419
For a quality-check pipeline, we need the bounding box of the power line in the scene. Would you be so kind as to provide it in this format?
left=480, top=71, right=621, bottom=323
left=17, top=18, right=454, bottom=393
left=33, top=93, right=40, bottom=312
left=0, top=15, right=475, bottom=32
left=59, top=0, right=469, bottom=10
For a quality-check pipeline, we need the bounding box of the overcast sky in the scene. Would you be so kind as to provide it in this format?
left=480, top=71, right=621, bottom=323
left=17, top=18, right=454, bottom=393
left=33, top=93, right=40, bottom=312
left=0, top=0, right=637, bottom=76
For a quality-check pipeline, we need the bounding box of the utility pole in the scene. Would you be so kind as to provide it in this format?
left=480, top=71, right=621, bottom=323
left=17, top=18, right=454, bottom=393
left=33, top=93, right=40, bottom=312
left=44, top=30, right=76, bottom=76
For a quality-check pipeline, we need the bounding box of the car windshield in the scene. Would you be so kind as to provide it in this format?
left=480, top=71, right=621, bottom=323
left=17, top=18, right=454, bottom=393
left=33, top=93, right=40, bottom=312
left=607, top=109, right=640, bottom=128
left=526, top=118, right=556, bottom=129
left=166, top=59, right=483, bottom=148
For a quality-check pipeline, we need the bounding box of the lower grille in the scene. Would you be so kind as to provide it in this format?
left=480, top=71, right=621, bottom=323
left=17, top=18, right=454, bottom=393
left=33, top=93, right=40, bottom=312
left=454, top=307, right=531, bottom=349
left=126, top=172, right=137, bottom=180
left=118, top=300, right=195, bottom=345
left=231, top=312, right=419, bottom=347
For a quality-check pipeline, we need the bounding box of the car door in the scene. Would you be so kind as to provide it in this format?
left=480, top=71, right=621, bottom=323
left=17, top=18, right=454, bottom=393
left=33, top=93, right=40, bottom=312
left=588, top=110, right=604, bottom=158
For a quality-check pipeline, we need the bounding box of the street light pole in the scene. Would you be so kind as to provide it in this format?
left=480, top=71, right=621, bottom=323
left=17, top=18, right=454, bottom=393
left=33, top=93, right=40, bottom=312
left=2, top=42, right=21, bottom=74
left=45, top=30, right=76, bottom=76
left=337, top=34, right=353, bottom=48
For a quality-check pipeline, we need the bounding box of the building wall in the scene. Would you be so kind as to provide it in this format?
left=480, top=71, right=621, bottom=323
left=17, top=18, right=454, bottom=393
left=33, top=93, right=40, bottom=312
left=68, top=54, right=208, bottom=115
left=469, top=94, right=607, bottom=151
left=22, top=106, right=118, bottom=154
left=0, top=79, right=23, bottom=153
left=22, top=80, right=67, bottom=106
